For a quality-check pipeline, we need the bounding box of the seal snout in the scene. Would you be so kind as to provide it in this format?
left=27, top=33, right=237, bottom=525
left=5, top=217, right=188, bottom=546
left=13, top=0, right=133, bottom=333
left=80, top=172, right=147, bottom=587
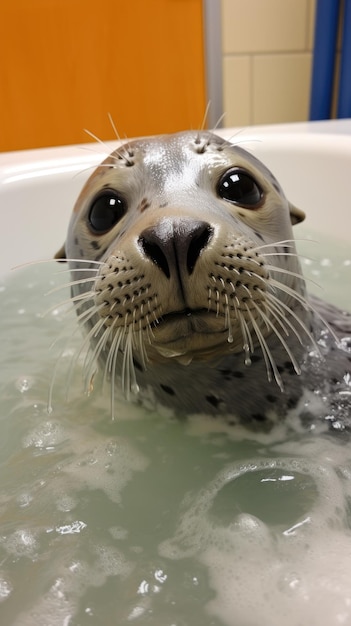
left=138, top=218, right=213, bottom=279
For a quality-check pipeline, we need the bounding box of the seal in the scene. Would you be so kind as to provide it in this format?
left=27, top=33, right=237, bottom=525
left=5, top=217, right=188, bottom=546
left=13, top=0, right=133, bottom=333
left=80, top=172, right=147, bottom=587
left=55, top=131, right=351, bottom=430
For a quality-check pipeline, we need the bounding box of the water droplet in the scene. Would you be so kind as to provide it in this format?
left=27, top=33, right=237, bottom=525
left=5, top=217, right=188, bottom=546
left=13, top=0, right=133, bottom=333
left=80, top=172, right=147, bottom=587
left=243, top=343, right=251, bottom=366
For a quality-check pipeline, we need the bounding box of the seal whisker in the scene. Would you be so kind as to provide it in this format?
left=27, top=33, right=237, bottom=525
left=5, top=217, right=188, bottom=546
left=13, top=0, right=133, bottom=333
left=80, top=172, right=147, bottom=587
left=47, top=305, right=101, bottom=410
left=76, top=302, right=105, bottom=325
left=78, top=315, right=106, bottom=361
left=59, top=267, right=102, bottom=274
left=199, top=101, right=212, bottom=132
left=46, top=276, right=99, bottom=295
left=49, top=302, right=101, bottom=355
left=62, top=258, right=103, bottom=266
left=41, top=290, right=96, bottom=318
left=102, top=323, right=121, bottom=388
left=268, top=278, right=310, bottom=308
left=45, top=303, right=103, bottom=408
left=250, top=240, right=298, bottom=253
left=212, top=112, right=226, bottom=131
left=83, top=129, right=134, bottom=166
left=63, top=315, right=107, bottom=400
left=268, top=278, right=339, bottom=343
left=224, top=300, right=234, bottom=343
left=236, top=308, right=254, bottom=362
left=245, top=305, right=284, bottom=390
left=229, top=138, right=264, bottom=149
left=83, top=128, right=118, bottom=159
left=260, top=252, right=312, bottom=260
left=70, top=291, right=98, bottom=304
left=263, top=297, right=301, bottom=339
left=262, top=300, right=291, bottom=337
left=12, top=257, right=103, bottom=273
left=48, top=331, right=71, bottom=413
left=265, top=264, right=320, bottom=289
left=48, top=343, right=67, bottom=414
left=217, top=127, right=262, bottom=151
left=264, top=291, right=322, bottom=355
left=122, top=326, right=139, bottom=398
left=215, top=287, right=220, bottom=316
left=145, top=315, right=156, bottom=342
left=137, top=323, right=148, bottom=369
left=262, top=251, right=318, bottom=264
left=252, top=301, right=301, bottom=375
left=108, top=328, right=125, bottom=419
left=83, top=325, right=112, bottom=394
left=107, top=112, right=122, bottom=142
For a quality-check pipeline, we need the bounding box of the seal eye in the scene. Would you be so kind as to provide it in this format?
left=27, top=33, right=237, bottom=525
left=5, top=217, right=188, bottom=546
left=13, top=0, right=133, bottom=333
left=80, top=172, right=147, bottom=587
left=88, top=191, right=126, bottom=233
left=218, top=169, right=263, bottom=208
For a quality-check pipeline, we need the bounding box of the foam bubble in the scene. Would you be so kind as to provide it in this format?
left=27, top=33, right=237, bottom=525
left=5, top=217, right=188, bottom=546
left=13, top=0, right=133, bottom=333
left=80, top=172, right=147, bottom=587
left=202, top=525, right=351, bottom=626
left=60, top=436, right=149, bottom=503
left=159, top=454, right=351, bottom=625
left=2, top=529, right=38, bottom=559
left=22, top=420, right=66, bottom=450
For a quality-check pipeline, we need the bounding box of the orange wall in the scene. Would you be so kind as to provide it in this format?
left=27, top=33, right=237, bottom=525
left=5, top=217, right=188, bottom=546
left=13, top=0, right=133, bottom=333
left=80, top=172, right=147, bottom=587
left=0, top=0, right=206, bottom=151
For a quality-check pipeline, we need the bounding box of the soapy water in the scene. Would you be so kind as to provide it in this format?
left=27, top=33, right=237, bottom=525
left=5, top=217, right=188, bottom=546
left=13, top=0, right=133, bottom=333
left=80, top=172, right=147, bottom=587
left=0, top=234, right=350, bottom=625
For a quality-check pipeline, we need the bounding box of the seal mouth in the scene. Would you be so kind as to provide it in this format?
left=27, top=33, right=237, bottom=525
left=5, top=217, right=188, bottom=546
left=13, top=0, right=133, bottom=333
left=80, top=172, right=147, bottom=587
left=149, top=307, right=236, bottom=360
left=155, top=307, right=207, bottom=323
left=153, top=307, right=221, bottom=334
left=148, top=307, right=237, bottom=364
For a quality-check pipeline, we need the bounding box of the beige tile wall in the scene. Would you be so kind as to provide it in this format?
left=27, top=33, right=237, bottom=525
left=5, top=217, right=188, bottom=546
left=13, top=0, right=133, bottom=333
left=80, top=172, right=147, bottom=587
left=221, top=0, right=316, bottom=126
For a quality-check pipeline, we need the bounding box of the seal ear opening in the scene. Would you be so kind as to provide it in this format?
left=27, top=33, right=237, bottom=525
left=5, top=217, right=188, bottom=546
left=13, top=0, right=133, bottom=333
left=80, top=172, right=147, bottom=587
left=54, top=244, right=66, bottom=261
left=289, top=203, right=305, bottom=225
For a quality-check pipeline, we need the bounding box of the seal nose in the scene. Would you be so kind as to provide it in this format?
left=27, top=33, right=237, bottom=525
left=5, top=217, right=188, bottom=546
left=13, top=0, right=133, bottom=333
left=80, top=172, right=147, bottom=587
left=139, top=218, right=213, bottom=278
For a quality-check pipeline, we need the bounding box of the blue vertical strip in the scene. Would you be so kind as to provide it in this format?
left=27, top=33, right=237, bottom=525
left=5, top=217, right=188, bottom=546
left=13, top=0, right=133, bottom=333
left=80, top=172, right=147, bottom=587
left=309, top=0, right=340, bottom=120
left=337, top=0, right=351, bottom=117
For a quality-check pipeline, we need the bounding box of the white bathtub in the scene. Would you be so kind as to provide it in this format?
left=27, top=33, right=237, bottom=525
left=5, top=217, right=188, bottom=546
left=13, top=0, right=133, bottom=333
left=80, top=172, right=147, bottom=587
left=1, top=119, right=351, bottom=278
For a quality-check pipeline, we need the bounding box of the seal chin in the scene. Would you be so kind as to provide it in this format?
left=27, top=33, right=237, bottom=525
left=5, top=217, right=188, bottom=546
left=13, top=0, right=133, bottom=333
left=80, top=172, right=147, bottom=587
left=147, top=310, right=244, bottom=364
left=150, top=339, right=231, bottom=365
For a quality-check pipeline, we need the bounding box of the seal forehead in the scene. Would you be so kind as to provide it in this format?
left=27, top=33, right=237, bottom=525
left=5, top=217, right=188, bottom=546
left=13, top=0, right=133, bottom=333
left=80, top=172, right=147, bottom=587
left=126, top=130, right=225, bottom=175
left=116, top=130, right=255, bottom=197
left=74, top=131, right=229, bottom=208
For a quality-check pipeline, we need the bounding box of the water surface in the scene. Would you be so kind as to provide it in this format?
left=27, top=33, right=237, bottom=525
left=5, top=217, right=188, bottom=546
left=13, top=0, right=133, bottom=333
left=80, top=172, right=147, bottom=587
left=0, top=234, right=350, bottom=625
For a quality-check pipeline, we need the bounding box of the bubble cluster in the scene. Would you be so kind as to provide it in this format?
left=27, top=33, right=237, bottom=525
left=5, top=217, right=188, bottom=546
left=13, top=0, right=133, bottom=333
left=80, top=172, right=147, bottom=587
left=159, top=441, right=351, bottom=626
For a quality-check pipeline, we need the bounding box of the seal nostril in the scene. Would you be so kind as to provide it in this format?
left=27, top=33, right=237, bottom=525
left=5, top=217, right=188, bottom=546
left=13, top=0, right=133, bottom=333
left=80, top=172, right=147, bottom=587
left=139, top=219, right=212, bottom=279
left=187, top=224, right=213, bottom=274
left=139, top=237, right=170, bottom=278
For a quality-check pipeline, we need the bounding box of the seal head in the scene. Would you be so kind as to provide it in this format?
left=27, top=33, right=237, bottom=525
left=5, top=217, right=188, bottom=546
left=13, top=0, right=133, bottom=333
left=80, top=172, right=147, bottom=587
left=56, top=131, right=350, bottom=428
